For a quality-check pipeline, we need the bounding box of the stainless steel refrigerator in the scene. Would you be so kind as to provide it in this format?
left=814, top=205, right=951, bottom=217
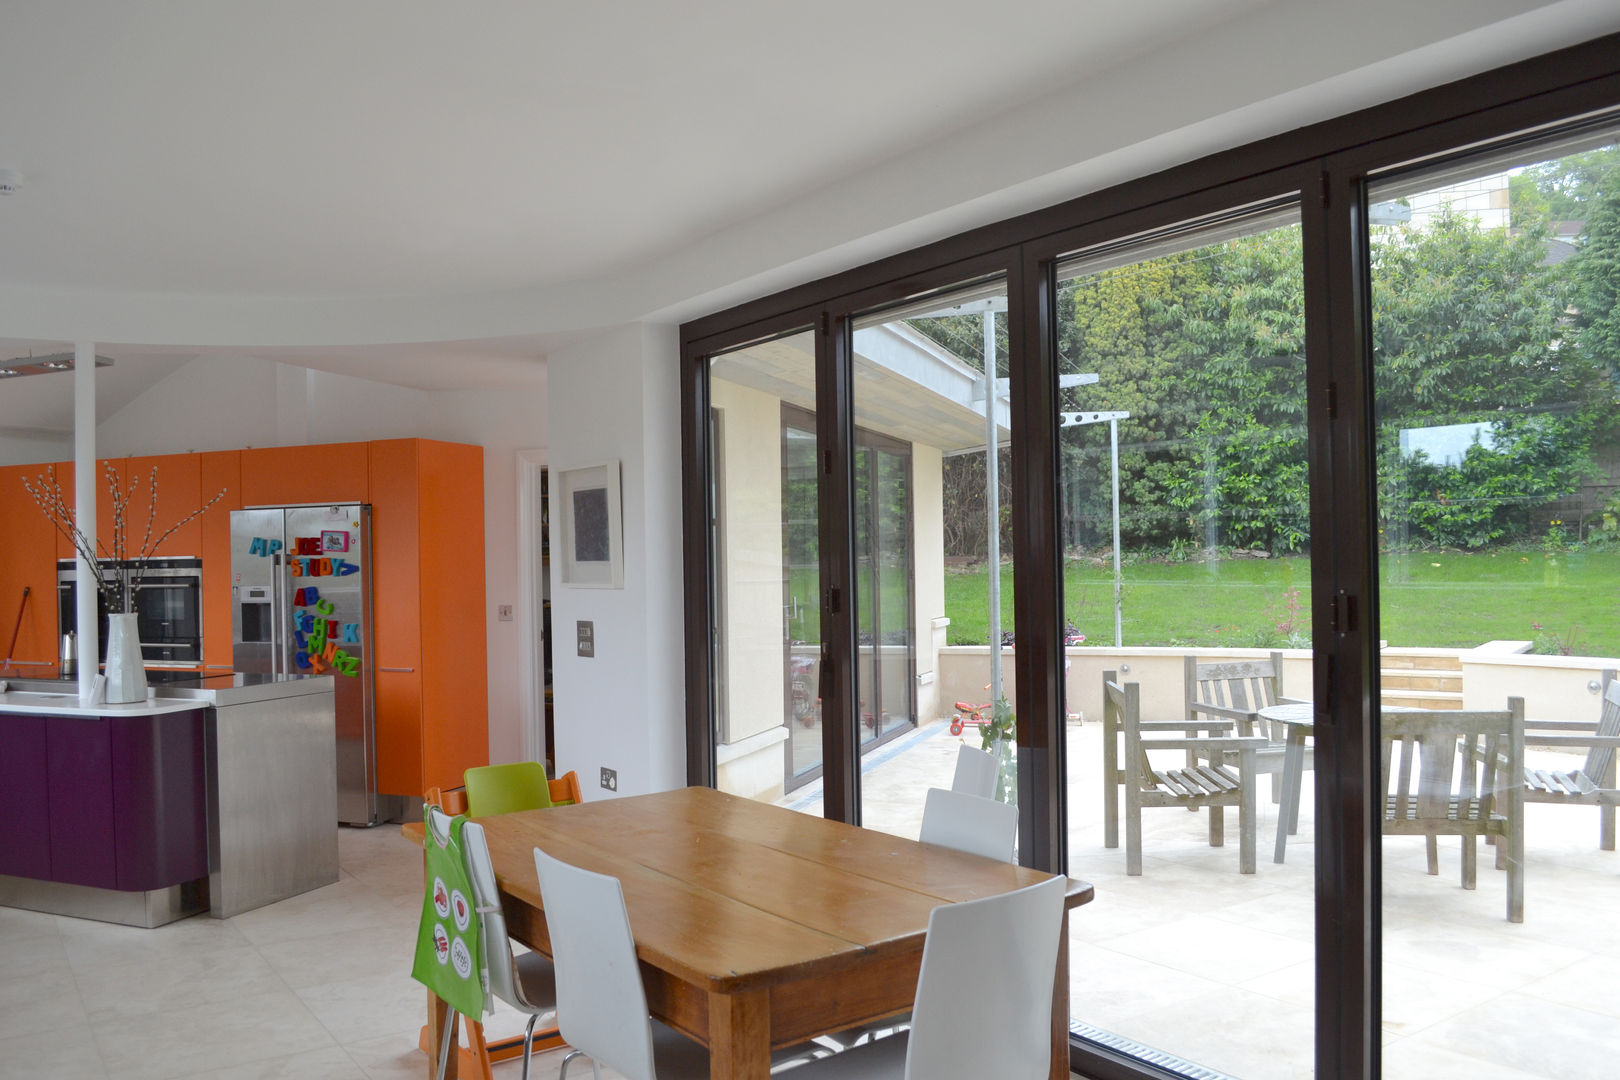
left=231, top=504, right=379, bottom=825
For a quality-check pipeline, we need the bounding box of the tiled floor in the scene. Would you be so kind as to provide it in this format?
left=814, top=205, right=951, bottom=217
left=0, top=826, right=569, bottom=1080
left=1, top=817, right=1078, bottom=1079
left=5, top=714, right=1611, bottom=1080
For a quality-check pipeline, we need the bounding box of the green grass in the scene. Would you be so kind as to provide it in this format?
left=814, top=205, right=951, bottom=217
left=942, top=548, right=1620, bottom=657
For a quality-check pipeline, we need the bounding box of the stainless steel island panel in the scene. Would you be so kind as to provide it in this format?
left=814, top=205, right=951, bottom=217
left=206, top=687, right=339, bottom=918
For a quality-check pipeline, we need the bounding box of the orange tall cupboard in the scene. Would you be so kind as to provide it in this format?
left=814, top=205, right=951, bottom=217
left=0, top=464, right=63, bottom=673
left=367, top=439, right=488, bottom=798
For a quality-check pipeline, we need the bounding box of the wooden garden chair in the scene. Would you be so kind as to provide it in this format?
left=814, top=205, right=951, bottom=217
left=1523, top=670, right=1620, bottom=850
left=1185, top=651, right=1301, bottom=803
left=1103, top=671, right=1266, bottom=875
left=1382, top=699, right=1525, bottom=923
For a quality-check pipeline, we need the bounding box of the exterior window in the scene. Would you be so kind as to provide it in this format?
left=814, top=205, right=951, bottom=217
left=1056, top=207, right=1316, bottom=1079
left=1371, top=126, right=1620, bottom=1079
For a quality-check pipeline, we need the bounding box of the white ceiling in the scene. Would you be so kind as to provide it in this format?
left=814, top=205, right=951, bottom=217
left=0, top=0, right=1617, bottom=405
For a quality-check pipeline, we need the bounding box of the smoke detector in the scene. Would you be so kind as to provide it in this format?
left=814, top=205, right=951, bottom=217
left=0, top=170, right=22, bottom=196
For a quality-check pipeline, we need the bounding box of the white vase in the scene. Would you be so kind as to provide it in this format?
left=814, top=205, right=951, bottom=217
left=104, top=611, right=148, bottom=704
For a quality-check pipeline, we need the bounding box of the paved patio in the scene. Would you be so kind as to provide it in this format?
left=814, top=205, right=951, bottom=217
left=784, top=715, right=1620, bottom=1080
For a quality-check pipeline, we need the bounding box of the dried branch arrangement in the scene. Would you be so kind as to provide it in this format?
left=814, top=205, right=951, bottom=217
left=23, top=464, right=227, bottom=613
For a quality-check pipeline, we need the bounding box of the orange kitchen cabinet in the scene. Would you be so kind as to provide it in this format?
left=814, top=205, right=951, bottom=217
left=239, top=443, right=369, bottom=508
left=198, top=451, right=241, bottom=671
left=0, top=464, right=63, bottom=671
left=39, top=459, right=123, bottom=562
left=118, top=454, right=204, bottom=559
left=367, top=438, right=487, bottom=797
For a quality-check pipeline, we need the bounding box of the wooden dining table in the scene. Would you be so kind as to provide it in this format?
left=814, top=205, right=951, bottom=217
left=423, top=785, right=1093, bottom=1080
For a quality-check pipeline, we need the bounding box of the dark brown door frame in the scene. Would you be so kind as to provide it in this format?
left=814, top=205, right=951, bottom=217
left=679, top=33, right=1620, bottom=1080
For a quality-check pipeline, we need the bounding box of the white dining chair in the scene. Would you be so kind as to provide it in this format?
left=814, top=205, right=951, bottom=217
left=818, top=786, right=1019, bottom=1052
left=778, top=874, right=1069, bottom=1080
left=532, top=846, right=826, bottom=1080
left=950, top=743, right=998, bottom=800
left=427, top=809, right=557, bottom=1080
left=919, top=786, right=1017, bottom=862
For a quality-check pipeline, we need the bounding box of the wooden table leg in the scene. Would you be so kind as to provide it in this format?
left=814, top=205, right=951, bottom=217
left=708, top=987, right=770, bottom=1079
left=1273, top=727, right=1308, bottom=864
left=1050, top=907, right=1070, bottom=1080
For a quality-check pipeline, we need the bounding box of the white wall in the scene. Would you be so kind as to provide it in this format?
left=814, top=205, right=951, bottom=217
left=546, top=323, right=686, bottom=798
left=431, top=381, right=550, bottom=766
left=0, top=429, right=72, bottom=465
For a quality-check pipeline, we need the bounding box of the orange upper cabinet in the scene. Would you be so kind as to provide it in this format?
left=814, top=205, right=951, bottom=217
left=198, top=451, right=241, bottom=669
left=119, top=454, right=204, bottom=558
left=239, top=443, right=369, bottom=508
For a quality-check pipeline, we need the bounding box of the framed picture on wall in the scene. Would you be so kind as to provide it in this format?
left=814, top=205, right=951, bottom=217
left=557, top=461, right=623, bottom=588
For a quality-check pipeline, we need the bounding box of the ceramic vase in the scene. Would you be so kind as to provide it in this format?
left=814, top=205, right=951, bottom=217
left=104, top=611, right=148, bottom=704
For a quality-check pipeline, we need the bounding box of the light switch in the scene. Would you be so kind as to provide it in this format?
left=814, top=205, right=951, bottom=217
left=577, top=620, right=594, bottom=658
left=497, top=604, right=513, bottom=622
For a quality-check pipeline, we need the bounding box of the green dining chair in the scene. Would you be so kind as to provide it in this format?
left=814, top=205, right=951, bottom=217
left=464, top=762, right=556, bottom=816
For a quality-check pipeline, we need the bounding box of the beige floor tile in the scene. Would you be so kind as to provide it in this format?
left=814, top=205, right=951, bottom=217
left=295, top=968, right=435, bottom=1047
left=259, top=919, right=421, bottom=991
left=54, top=907, right=251, bottom=974
left=0, top=966, right=87, bottom=1041
left=74, top=943, right=282, bottom=1021
left=0, top=925, right=68, bottom=980
left=1517, top=954, right=1620, bottom=1020
left=1381, top=1036, right=1547, bottom=1080
left=228, top=876, right=419, bottom=948
left=341, top=1030, right=438, bottom=1080
left=0, top=1027, right=108, bottom=1080
left=1408, top=991, right=1620, bottom=1079
left=1068, top=940, right=1228, bottom=1028
left=92, top=987, right=336, bottom=1080
left=1100, top=913, right=1313, bottom=987
left=175, top=1044, right=370, bottom=1080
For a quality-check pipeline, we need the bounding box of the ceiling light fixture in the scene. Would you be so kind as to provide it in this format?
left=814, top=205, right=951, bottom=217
left=0, top=351, right=115, bottom=379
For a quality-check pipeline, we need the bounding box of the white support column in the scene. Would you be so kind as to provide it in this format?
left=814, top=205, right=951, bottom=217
left=74, top=342, right=98, bottom=703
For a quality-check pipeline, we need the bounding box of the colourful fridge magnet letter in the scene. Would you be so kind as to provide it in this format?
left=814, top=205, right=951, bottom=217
left=342, top=623, right=361, bottom=643
left=336, top=559, right=358, bottom=576
left=295, top=651, right=310, bottom=669
left=315, top=598, right=335, bottom=616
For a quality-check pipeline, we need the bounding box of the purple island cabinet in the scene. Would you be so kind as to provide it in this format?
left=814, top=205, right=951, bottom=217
left=0, top=705, right=209, bottom=925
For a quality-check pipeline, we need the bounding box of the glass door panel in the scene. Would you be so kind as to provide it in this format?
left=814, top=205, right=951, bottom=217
left=1057, top=207, right=1316, bottom=1079
left=782, top=407, right=824, bottom=792
left=851, top=278, right=1014, bottom=840
left=1371, top=125, right=1620, bottom=1079
left=707, top=330, right=823, bottom=815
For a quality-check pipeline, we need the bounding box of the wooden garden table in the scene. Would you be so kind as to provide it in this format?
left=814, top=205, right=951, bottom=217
left=449, top=785, right=1092, bottom=1080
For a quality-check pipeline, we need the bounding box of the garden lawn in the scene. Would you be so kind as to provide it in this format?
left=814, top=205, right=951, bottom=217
left=942, top=549, right=1620, bottom=657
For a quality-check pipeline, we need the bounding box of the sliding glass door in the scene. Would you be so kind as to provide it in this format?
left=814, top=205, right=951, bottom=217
left=680, top=39, right=1620, bottom=1080
left=1370, top=123, right=1620, bottom=1079
left=1054, top=206, right=1318, bottom=1079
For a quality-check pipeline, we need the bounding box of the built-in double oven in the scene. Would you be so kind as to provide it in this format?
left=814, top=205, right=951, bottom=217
left=57, top=556, right=204, bottom=666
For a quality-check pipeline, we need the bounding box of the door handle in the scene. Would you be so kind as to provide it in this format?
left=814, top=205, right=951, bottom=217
left=378, top=667, right=416, bottom=673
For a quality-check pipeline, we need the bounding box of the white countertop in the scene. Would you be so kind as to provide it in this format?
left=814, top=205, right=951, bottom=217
left=0, top=688, right=206, bottom=717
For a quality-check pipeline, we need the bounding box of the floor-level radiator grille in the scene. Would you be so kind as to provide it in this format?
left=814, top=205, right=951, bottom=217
left=1071, top=1021, right=1234, bottom=1080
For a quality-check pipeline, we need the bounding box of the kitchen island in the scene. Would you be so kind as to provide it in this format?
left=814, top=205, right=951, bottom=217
left=0, top=673, right=338, bottom=926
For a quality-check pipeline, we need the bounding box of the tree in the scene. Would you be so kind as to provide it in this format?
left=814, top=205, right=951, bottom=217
left=1567, top=168, right=1620, bottom=402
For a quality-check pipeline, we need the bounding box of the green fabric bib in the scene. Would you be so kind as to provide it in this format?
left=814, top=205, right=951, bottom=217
left=410, top=808, right=487, bottom=1019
